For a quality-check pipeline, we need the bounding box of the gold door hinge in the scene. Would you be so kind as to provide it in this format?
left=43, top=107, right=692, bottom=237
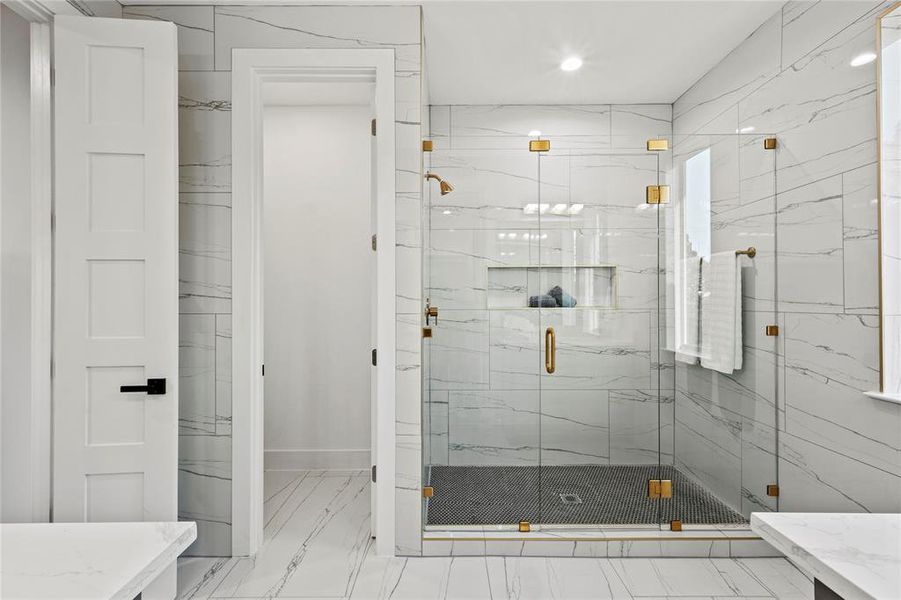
left=422, top=140, right=434, bottom=152
left=371, top=119, right=377, bottom=136
left=765, top=325, right=779, bottom=336
left=422, top=486, right=434, bottom=498
left=648, top=479, right=673, bottom=499
left=422, top=327, right=432, bottom=338
left=518, top=520, right=531, bottom=532
left=647, top=138, right=669, bottom=151
left=646, top=185, right=670, bottom=204
left=767, top=484, right=780, bottom=497
left=670, top=519, right=683, bottom=532
left=764, top=137, right=777, bottom=150
left=529, top=139, right=550, bottom=152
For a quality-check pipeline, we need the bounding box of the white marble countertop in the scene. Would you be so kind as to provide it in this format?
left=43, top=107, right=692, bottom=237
left=751, top=513, right=901, bottom=600
left=0, top=521, right=196, bottom=599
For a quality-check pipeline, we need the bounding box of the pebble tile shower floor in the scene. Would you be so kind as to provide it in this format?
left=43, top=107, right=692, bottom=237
left=426, top=464, right=748, bottom=526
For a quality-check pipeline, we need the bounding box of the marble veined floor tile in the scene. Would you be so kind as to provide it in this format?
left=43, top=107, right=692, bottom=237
left=263, top=471, right=307, bottom=527
left=176, top=557, right=240, bottom=600
left=350, top=545, right=490, bottom=599
left=735, top=558, right=811, bottom=599
left=177, top=471, right=808, bottom=600
left=213, top=473, right=369, bottom=598
left=610, top=557, right=767, bottom=598
left=487, top=556, right=633, bottom=600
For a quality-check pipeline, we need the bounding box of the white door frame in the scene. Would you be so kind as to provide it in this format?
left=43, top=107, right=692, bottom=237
left=232, top=48, right=396, bottom=557
left=2, top=0, right=58, bottom=523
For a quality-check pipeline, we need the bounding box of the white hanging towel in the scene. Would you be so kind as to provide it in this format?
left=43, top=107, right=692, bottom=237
left=700, top=250, right=743, bottom=374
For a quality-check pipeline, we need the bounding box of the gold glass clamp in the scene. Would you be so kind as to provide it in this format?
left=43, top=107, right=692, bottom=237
left=425, top=301, right=439, bottom=325
left=646, top=185, right=670, bottom=204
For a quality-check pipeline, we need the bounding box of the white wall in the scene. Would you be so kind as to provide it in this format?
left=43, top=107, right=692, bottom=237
left=262, top=104, right=372, bottom=471
left=0, top=4, right=32, bottom=522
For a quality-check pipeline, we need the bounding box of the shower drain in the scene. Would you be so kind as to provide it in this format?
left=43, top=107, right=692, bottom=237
left=559, top=493, right=582, bottom=505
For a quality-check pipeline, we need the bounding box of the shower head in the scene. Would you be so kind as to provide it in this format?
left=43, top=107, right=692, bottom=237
left=425, top=172, right=454, bottom=195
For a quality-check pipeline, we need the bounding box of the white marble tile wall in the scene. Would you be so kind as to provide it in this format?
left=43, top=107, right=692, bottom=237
left=125, top=4, right=424, bottom=556
left=879, top=8, right=901, bottom=396
left=425, top=104, right=676, bottom=477
left=672, top=1, right=901, bottom=519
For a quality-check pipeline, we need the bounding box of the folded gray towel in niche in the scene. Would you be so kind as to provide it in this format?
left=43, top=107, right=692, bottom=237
left=529, top=294, right=557, bottom=307
left=548, top=286, right=577, bottom=307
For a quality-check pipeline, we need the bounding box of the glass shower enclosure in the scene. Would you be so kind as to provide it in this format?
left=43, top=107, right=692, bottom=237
left=421, top=123, right=777, bottom=532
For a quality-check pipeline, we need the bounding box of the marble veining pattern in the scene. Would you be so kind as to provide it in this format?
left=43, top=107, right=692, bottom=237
left=126, top=4, right=423, bottom=556
left=425, top=104, right=677, bottom=494
left=0, top=522, right=197, bottom=600
left=175, top=470, right=809, bottom=599
left=751, top=512, right=901, bottom=600
left=673, top=0, right=901, bottom=523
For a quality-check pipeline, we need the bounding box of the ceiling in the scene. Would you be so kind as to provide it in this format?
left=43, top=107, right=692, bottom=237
left=423, top=1, right=783, bottom=105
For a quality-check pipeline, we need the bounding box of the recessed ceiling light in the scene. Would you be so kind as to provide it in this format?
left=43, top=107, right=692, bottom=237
left=560, top=56, right=583, bottom=72
left=850, top=52, right=876, bottom=67
left=528, top=130, right=542, bottom=137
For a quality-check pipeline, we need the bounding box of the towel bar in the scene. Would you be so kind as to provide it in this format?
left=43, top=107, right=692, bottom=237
left=735, top=247, right=756, bottom=258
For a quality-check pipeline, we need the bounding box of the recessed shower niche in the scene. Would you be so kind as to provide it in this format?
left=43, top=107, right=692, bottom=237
left=487, top=265, right=616, bottom=309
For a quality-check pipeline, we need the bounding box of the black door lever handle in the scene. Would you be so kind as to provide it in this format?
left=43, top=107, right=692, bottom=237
left=120, top=378, right=166, bottom=395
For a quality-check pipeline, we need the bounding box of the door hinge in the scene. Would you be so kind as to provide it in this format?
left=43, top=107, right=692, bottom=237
left=646, top=185, right=670, bottom=204
left=422, top=327, right=432, bottom=338
left=371, top=234, right=377, bottom=251
left=371, top=348, right=377, bottom=366
left=764, top=137, right=777, bottom=150
left=422, top=486, right=434, bottom=498
left=371, top=118, right=377, bottom=136
left=518, top=520, right=531, bottom=532
left=371, top=465, right=377, bottom=483
left=767, top=484, right=780, bottom=497
left=648, top=479, right=673, bottom=499
left=646, top=138, right=669, bottom=151
left=765, top=325, right=779, bottom=336
left=529, top=139, right=550, bottom=152
left=670, top=519, right=683, bottom=531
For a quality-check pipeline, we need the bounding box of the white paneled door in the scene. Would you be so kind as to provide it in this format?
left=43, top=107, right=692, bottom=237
left=52, top=15, right=178, bottom=598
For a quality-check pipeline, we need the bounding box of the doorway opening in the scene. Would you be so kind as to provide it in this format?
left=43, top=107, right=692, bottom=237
left=261, top=81, right=375, bottom=519
left=231, top=49, right=396, bottom=557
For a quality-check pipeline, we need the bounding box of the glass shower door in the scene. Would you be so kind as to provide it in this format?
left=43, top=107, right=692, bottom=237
left=422, top=144, right=543, bottom=527
left=665, top=133, right=778, bottom=529
left=536, top=148, right=666, bottom=526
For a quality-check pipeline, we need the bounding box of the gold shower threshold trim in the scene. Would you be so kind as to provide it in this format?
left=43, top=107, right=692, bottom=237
left=422, top=536, right=764, bottom=542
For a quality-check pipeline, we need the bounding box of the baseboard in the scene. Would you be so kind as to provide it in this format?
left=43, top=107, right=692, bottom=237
left=264, top=448, right=370, bottom=471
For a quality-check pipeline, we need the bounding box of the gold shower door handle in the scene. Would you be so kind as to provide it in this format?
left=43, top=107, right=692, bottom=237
left=545, top=327, right=556, bottom=374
